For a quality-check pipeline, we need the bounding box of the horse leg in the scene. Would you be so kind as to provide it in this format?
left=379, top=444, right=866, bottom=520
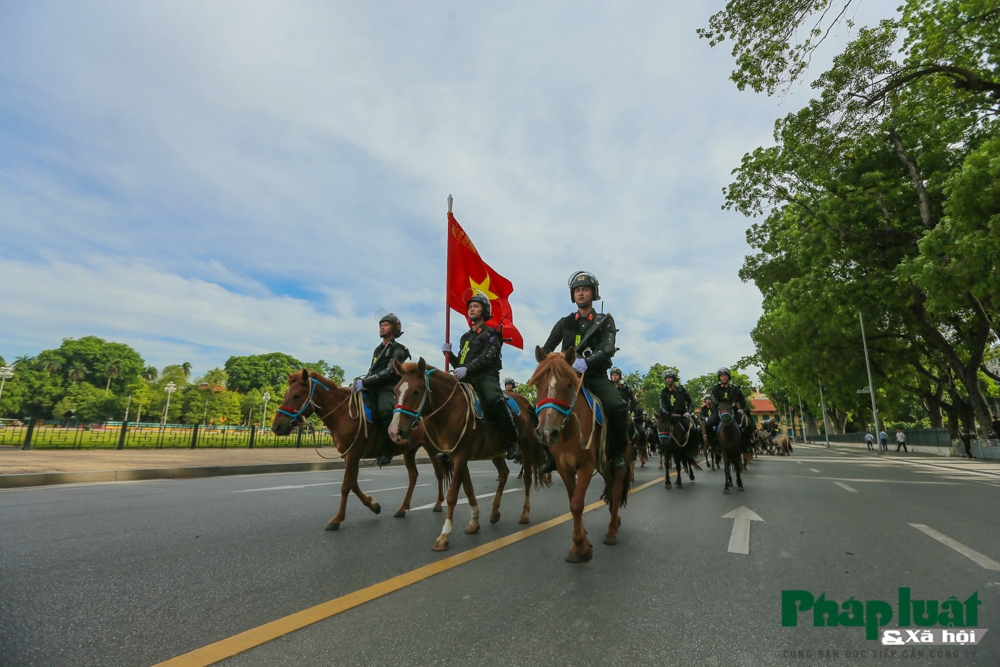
left=519, top=464, right=532, bottom=524
left=326, top=450, right=359, bottom=530
left=723, top=452, right=732, bottom=494
left=350, top=470, right=381, bottom=516
left=563, top=465, right=594, bottom=563
left=432, top=454, right=445, bottom=512
left=488, top=457, right=508, bottom=525
left=675, top=454, right=683, bottom=489
left=395, top=448, right=419, bottom=518
left=736, top=452, right=745, bottom=491
left=604, top=466, right=625, bottom=546
left=433, top=455, right=464, bottom=551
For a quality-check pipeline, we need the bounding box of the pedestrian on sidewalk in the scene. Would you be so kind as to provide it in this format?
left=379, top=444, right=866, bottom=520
left=865, top=431, right=875, bottom=451
left=960, top=428, right=973, bottom=459
left=879, top=429, right=888, bottom=453
left=895, top=428, right=908, bottom=453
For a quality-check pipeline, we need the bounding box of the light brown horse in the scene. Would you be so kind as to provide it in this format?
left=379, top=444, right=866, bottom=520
left=271, top=369, right=445, bottom=531
left=529, top=347, right=633, bottom=563
left=774, top=433, right=792, bottom=455
left=388, top=359, right=547, bottom=552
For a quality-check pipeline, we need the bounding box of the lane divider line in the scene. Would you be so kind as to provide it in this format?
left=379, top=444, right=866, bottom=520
left=153, top=475, right=665, bottom=667
left=409, top=487, right=521, bottom=511
left=833, top=481, right=857, bottom=493
left=908, top=524, right=1000, bottom=571
left=233, top=479, right=371, bottom=493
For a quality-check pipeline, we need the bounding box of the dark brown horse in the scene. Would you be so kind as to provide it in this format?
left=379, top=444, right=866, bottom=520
left=716, top=398, right=745, bottom=494
left=271, top=369, right=445, bottom=531
left=655, top=414, right=702, bottom=489
left=529, top=347, right=633, bottom=563
left=389, top=359, right=547, bottom=551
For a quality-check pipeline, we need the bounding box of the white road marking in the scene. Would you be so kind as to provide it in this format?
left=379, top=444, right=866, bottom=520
left=834, top=481, right=858, bottom=492
left=409, top=487, right=522, bottom=511
left=234, top=479, right=371, bottom=493
left=809, top=468, right=820, bottom=473
left=909, top=524, right=1000, bottom=571
left=363, top=484, right=429, bottom=494
left=722, top=506, right=764, bottom=555
left=791, top=476, right=960, bottom=484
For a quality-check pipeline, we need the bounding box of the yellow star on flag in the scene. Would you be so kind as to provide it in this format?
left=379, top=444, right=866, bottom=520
left=469, top=275, right=499, bottom=301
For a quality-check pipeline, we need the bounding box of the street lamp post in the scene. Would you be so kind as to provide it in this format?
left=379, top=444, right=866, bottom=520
left=818, top=378, right=831, bottom=448
left=262, top=391, right=271, bottom=428
left=162, top=382, right=177, bottom=429
left=0, top=365, right=14, bottom=405
left=858, top=310, right=882, bottom=444
left=798, top=393, right=806, bottom=444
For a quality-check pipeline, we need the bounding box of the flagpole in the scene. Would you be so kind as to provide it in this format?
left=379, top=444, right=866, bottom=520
left=444, top=194, right=453, bottom=372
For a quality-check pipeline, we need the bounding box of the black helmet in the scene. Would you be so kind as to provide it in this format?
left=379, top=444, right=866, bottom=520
left=567, top=271, right=600, bottom=302
left=466, top=293, right=492, bottom=319
left=504, top=377, right=516, bottom=387
left=378, top=312, right=403, bottom=338
left=609, top=366, right=623, bottom=377
left=717, top=366, right=731, bottom=378
left=703, top=394, right=713, bottom=402
left=662, top=369, right=678, bottom=380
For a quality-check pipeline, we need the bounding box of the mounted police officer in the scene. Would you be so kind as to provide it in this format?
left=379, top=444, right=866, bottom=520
left=504, top=377, right=516, bottom=392
left=659, top=369, right=692, bottom=429
left=610, top=367, right=637, bottom=413
left=442, top=294, right=520, bottom=461
left=354, top=313, right=411, bottom=466
left=704, top=367, right=749, bottom=447
left=540, top=271, right=629, bottom=473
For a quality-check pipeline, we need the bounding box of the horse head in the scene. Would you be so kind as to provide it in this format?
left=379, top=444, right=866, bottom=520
left=529, top=345, right=581, bottom=446
left=389, top=357, right=433, bottom=444
left=272, top=368, right=318, bottom=436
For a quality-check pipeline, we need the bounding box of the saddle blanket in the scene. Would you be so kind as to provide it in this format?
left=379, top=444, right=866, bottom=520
left=581, top=388, right=604, bottom=426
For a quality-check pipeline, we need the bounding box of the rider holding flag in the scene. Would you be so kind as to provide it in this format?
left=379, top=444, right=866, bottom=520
left=540, top=271, right=629, bottom=473
left=442, top=293, right=520, bottom=462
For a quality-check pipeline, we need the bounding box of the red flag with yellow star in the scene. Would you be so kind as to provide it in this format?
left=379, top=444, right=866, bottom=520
left=447, top=211, right=523, bottom=349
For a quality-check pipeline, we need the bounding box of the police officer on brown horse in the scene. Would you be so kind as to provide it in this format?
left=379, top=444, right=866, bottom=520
left=354, top=313, right=411, bottom=466
left=540, top=271, right=629, bottom=473
left=441, top=293, right=520, bottom=461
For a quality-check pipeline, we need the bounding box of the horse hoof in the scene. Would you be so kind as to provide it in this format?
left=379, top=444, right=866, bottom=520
left=664, top=482, right=671, bottom=489
left=465, top=523, right=480, bottom=534
left=723, top=488, right=730, bottom=494
left=432, top=505, right=443, bottom=513
left=518, top=515, right=529, bottom=524
left=325, top=521, right=341, bottom=531
left=489, top=512, right=500, bottom=524
left=738, top=486, right=745, bottom=492
left=565, top=548, right=593, bottom=563
left=677, top=483, right=683, bottom=489
left=371, top=502, right=381, bottom=515
left=603, top=534, right=618, bottom=546
left=432, top=538, right=449, bottom=552
left=394, top=509, right=406, bottom=518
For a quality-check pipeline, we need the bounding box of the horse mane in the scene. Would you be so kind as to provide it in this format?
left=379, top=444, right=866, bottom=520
left=527, top=352, right=581, bottom=389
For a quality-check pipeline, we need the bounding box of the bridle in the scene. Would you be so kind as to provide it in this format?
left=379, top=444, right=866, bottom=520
left=393, top=369, right=435, bottom=420
left=276, top=377, right=330, bottom=423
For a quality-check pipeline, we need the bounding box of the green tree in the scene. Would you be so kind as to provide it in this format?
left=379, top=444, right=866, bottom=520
left=103, top=360, right=121, bottom=396
left=67, top=362, right=88, bottom=383
left=224, top=353, right=304, bottom=392
left=142, top=366, right=158, bottom=382
left=181, top=362, right=192, bottom=379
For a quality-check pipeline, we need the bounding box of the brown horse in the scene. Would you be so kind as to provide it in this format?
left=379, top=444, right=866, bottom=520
left=271, top=369, right=445, bottom=531
left=529, top=347, right=633, bottom=563
left=388, top=359, right=547, bottom=552
left=716, top=398, right=745, bottom=494
left=774, top=433, right=792, bottom=455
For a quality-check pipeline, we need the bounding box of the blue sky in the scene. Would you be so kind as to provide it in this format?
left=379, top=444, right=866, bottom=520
left=0, top=0, right=898, bottom=384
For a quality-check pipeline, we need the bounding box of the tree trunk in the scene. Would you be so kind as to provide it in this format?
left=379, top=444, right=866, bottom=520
left=826, top=407, right=849, bottom=434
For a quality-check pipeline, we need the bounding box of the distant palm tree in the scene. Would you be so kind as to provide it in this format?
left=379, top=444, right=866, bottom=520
left=181, top=362, right=192, bottom=379
left=67, top=362, right=87, bottom=383
left=104, top=360, right=121, bottom=396
left=15, top=355, right=34, bottom=368
left=142, top=366, right=158, bottom=382
left=41, top=358, right=63, bottom=374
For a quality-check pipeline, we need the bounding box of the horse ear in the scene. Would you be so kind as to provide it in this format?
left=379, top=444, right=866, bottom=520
left=564, top=346, right=577, bottom=365
left=301, top=368, right=309, bottom=384
left=417, top=357, right=426, bottom=374
left=534, top=345, right=547, bottom=363
left=393, top=359, right=404, bottom=375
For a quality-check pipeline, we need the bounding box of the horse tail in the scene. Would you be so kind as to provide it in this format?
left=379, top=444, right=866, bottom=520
left=601, top=437, right=633, bottom=508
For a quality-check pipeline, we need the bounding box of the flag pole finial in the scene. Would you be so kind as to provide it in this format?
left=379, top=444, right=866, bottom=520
left=447, top=194, right=453, bottom=213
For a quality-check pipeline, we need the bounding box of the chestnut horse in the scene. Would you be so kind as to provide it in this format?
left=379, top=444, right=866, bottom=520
left=529, top=347, right=633, bottom=563
left=271, top=369, right=445, bottom=531
left=389, top=359, right=547, bottom=552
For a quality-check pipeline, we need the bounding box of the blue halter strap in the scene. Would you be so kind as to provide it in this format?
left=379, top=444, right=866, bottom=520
left=276, top=378, right=329, bottom=421
left=393, top=369, right=435, bottom=420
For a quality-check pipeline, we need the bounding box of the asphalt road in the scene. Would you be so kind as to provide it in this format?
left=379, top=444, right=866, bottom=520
left=2, top=445, right=999, bottom=666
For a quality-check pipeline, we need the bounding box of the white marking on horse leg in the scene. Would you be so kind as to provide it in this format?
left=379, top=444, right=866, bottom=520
left=442, top=518, right=453, bottom=535
left=470, top=506, right=480, bottom=522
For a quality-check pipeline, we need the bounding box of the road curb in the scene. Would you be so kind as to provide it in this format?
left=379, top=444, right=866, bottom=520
left=0, top=456, right=433, bottom=489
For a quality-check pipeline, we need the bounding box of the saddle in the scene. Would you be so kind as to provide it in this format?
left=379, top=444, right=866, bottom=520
left=360, top=390, right=376, bottom=423
left=467, top=387, right=521, bottom=422
left=580, top=387, right=604, bottom=426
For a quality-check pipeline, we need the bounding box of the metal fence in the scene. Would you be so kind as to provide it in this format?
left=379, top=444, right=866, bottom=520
left=0, top=419, right=331, bottom=449
left=823, top=428, right=952, bottom=447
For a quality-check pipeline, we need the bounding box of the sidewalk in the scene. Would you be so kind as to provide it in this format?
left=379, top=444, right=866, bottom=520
left=0, top=447, right=343, bottom=475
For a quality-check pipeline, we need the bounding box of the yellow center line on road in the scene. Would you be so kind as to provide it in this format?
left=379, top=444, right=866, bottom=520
left=154, top=475, right=665, bottom=667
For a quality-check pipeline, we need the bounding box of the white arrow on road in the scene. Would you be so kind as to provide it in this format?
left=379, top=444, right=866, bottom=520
left=722, top=506, right=764, bottom=554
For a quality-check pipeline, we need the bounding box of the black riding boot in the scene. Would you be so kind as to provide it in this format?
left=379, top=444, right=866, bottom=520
left=538, top=446, right=556, bottom=475
left=491, top=398, right=522, bottom=463
left=376, top=419, right=394, bottom=466
left=606, top=409, right=629, bottom=471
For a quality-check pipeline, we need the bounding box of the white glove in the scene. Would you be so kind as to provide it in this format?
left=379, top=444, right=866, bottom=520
left=453, top=367, right=467, bottom=380
left=684, top=412, right=691, bottom=418
left=353, top=378, right=364, bottom=392
left=441, top=342, right=452, bottom=354
left=572, top=358, right=588, bottom=374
